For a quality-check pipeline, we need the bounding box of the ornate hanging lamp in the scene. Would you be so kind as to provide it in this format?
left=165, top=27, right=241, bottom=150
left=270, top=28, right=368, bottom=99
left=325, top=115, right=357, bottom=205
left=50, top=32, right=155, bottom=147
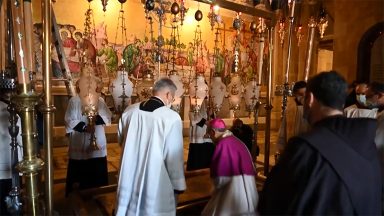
left=189, top=73, right=208, bottom=113
left=109, top=62, right=133, bottom=114
left=210, top=75, right=226, bottom=115
left=244, top=19, right=261, bottom=113
left=278, top=17, right=286, bottom=47
left=318, top=8, right=328, bottom=38
left=228, top=12, right=243, bottom=113
left=101, top=0, right=108, bottom=12
left=168, top=1, right=184, bottom=112
left=209, top=20, right=226, bottom=116
left=189, top=8, right=208, bottom=113
left=136, top=71, right=155, bottom=102
left=179, top=0, right=188, bottom=26
left=84, top=0, right=97, bottom=45
left=296, top=23, right=304, bottom=46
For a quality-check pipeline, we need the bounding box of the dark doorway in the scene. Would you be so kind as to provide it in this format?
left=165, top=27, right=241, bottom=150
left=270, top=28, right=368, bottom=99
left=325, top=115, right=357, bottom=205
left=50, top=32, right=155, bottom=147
left=356, top=22, right=384, bottom=82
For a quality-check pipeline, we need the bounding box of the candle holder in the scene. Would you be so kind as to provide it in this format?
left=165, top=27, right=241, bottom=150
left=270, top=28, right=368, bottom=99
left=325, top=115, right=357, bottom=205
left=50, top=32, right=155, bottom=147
left=318, top=8, right=328, bottom=38
left=78, top=66, right=101, bottom=151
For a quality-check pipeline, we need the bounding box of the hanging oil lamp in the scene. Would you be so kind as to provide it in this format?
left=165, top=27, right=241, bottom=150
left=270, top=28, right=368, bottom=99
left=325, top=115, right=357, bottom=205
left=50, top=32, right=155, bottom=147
left=296, top=24, right=304, bottom=46
left=189, top=8, right=207, bottom=113
left=278, top=17, right=286, bottom=47
left=136, top=71, right=155, bottom=102
left=228, top=12, right=243, bottom=112
left=84, top=0, right=97, bottom=44
left=318, top=8, right=328, bottom=38
left=189, top=74, right=208, bottom=113
left=109, top=57, right=133, bottom=114
left=244, top=77, right=259, bottom=112
left=244, top=19, right=261, bottom=113
left=179, top=0, right=188, bottom=26
left=168, top=1, right=184, bottom=112
left=209, top=20, right=225, bottom=115
left=101, top=0, right=108, bottom=12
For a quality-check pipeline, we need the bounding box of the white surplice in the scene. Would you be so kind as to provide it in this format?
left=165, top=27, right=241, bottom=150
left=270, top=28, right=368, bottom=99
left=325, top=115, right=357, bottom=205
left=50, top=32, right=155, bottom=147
left=64, top=96, right=112, bottom=160
left=344, top=104, right=378, bottom=119
left=116, top=103, right=186, bottom=216
left=293, top=105, right=310, bottom=136
left=189, top=100, right=211, bottom=144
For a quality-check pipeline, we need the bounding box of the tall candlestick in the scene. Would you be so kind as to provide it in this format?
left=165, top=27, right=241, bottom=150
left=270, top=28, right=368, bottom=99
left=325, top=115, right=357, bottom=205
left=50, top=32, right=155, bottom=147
left=304, top=17, right=316, bottom=81
left=289, top=0, right=296, bottom=18
left=257, top=17, right=266, bottom=85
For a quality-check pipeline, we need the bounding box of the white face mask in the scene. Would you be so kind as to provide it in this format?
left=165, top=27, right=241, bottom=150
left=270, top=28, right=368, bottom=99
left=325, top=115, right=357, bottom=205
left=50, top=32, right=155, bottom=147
left=356, top=94, right=366, bottom=105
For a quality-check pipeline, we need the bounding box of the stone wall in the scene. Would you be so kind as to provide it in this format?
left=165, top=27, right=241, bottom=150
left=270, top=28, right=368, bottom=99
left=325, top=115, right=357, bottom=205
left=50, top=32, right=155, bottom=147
left=333, top=0, right=384, bottom=83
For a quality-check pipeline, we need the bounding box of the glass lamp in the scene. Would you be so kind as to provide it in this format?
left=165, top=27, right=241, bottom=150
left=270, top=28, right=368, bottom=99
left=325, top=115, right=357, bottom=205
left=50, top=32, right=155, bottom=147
left=210, top=75, right=226, bottom=115
left=189, top=74, right=208, bottom=113
left=109, top=69, right=133, bottom=114
left=136, top=71, right=155, bottom=102
left=244, top=78, right=260, bottom=112
left=228, top=74, right=243, bottom=111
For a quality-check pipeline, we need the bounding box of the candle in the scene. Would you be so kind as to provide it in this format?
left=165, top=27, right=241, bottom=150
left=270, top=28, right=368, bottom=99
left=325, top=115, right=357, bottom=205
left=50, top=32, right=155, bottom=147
left=0, top=3, right=5, bottom=71
left=289, top=0, right=296, bottom=18
left=24, top=0, right=35, bottom=74
left=11, top=1, right=30, bottom=93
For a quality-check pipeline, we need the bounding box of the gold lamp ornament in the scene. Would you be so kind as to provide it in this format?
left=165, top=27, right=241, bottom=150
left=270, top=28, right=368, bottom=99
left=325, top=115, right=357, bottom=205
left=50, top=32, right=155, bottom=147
left=318, top=8, right=328, bottom=38
left=78, top=66, right=102, bottom=151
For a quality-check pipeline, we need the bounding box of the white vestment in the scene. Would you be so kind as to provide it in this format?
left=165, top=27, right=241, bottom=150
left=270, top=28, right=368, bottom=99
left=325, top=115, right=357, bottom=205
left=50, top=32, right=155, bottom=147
left=293, top=105, right=310, bottom=136
left=64, top=96, right=112, bottom=160
left=0, top=101, right=22, bottom=180
left=189, top=101, right=211, bottom=143
left=202, top=176, right=258, bottom=216
left=116, top=103, right=186, bottom=216
left=344, top=104, right=378, bottom=119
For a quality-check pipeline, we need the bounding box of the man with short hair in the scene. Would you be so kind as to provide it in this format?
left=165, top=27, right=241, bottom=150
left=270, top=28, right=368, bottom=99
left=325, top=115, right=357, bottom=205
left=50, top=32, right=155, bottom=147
left=344, top=81, right=377, bottom=118
left=230, top=118, right=256, bottom=155
left=258, top=71, right=382, bottom=215
left=116, top=78, right=186, bottom=216
left=292, top=81, right=310, bottom=136
left=202, top=118, right=258, bottom=215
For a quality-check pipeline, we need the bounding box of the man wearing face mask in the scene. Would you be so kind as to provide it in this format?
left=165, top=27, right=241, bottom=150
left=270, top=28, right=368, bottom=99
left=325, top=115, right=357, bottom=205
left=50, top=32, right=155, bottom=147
left=116, top=78, right=186, bottom=216
left=292, top=81, right=310, bottom=136
left=344, top=81, right=378, bottom=118
left=365, top=81, right=384, bottom=214
left=258, top=71, right=382, bottom=215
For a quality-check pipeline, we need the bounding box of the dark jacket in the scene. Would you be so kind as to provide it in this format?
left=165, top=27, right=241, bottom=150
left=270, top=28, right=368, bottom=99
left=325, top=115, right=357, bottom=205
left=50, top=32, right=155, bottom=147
left=258, top=116, right=382, bottom=215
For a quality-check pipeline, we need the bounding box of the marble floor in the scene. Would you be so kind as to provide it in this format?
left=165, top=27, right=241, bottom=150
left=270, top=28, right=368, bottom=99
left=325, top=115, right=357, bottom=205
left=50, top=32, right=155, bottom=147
left=48, top=129, right=279, bottom=215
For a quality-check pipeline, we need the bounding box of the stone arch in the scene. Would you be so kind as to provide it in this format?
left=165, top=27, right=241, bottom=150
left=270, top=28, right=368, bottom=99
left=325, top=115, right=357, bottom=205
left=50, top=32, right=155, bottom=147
left=356, top=22, right=384, bottom=82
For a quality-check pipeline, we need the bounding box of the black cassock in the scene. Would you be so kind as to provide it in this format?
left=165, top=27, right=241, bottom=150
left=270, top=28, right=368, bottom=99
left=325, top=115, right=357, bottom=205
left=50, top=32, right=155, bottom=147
left=258, top=116, right=382, bottom=215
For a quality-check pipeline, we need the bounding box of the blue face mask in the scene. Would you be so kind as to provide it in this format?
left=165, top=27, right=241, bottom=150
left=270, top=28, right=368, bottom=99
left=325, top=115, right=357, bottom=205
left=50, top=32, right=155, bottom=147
left=356, top=94, right=366, bottom=105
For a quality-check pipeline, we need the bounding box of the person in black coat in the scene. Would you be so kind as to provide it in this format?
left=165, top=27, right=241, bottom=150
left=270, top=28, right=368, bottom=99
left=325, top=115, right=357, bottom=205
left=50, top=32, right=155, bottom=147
left=258, top=71, right=382, bottom=215
left=230, top=118, right=259, bottom=156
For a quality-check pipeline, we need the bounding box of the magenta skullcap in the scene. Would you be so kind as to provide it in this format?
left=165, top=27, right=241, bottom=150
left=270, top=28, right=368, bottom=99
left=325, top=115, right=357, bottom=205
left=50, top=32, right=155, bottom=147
left=209, top=118, right=226, bottom=129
